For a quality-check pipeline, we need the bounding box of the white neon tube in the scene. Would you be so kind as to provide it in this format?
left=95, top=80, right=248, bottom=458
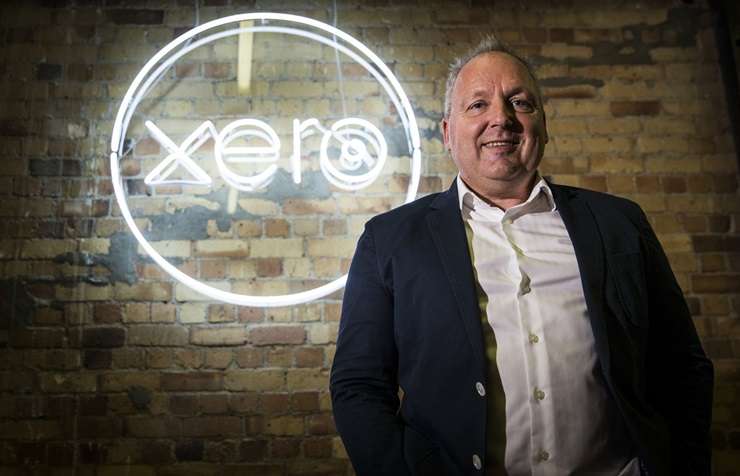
left=110, top=13, right=421, bottom=307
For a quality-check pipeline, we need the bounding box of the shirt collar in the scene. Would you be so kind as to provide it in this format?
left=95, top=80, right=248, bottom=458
left=456, top=173, right=556, bottom=215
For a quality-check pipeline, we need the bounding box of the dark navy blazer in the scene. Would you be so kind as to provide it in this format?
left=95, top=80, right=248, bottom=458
left=330, top=181, right=713, bottom=476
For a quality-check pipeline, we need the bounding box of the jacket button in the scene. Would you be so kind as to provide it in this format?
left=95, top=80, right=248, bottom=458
left=475, top=382, right=485, bottom=397
left=472, top=454, right=482, bottom=470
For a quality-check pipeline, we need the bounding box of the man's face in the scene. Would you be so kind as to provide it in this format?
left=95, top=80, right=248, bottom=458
left=442, top=52, right=548, bottom=197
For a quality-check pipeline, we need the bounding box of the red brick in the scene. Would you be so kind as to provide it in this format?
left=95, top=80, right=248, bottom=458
left=162, top=372, right=223, bottom=391
left=33, top=308, right=64, bottom=326
left=204, top=440, right=239, bottom=462
left=77, top=416, right=123, bottom=438
left=83, top=349, right=112, bottom=369
left=265, top=219, right=289, bottom=237
left=199, top=394, right=229, bottom=414
left=208, top=304, right=235, bottom=323
left=692, top=235, right=740, bottom=253
left=125, top=416, right=181, bottom=438
left=610, top=100, right=661, bottom=117
left=235, top=348, right=263, bottom=368
left=322, top=219, right=347, bottom=235
left=261, top=393, right=290, bottom=414
left=662, top=176, right=686, bottom=193
left=147, top=349, right=174, bottom=369
left=204, top=63, right=231, bottom=78
left=270, top=438, right=300, bottom=458
left=141, top=439, right=175, bottom=464
left=46, top=396, right=76, bottom=417
left=82, top=327, right=125, bottom=348
left=239, top=308, right=264, bottom=323
left=134, top=138, right=160, bottom=156
left=169, top=394, right=199, bottom=416
left=10, top=329, right=65, bottom=348
left=295, top=347, right=324, bottom=368
left=714, top=175, right=738, bottom=193
left=688, top=175, right=712, bottom=193
left=191, top=327, right=248, bottom=347
left=303, top=437, right=333, bottom=458
left=325, top=303, right=341, bottom=322
left=691, top=274, right=740, bottom=293
left=579, top=175, right=607, bottom=192
left=68, top=64, right=93, bottom=82
left=107, top=9, right=164, bottom=25
left=636, top=175, right=660, bottom=193
left=307, top=413, right=335, bottom=435
left=257, top=258, right=283, bottom=277
left=250, top=326, right=305, bottom=346
left=94, top=303, right=122, bottom=324
left=201, top=260, right=227, bottom=279
left=182, top=416, right=242, bottom=437
left=239, top=439, right=267, bottom=462
left=175, top=440, right=204, bottom=462
left=700, top=254, right=726, bottom=273
left=16, top=441, right=45, bottom=465
left=229, top=393, right=259, bottom=414
left=708, top=216, right=731, bottom=233
left=549, top=28, right=574, bottom=43
left=681, top=215, right=707, bottom=233
left=292, top=392, right=320, bottom=412
left=175, top=64, right=199, bottom=78
left=266, top=348, right=293, bottom=367
left=79, top=395, right=107, bottom=416
left=78, top=441, right=107, bottom=464
left=47, top=441, right=74, bottom=465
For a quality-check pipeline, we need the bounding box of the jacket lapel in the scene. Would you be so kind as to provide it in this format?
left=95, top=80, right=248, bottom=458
left=550, top=183, right=611, bottom=374
left=426, top=181, right=485, bottom=370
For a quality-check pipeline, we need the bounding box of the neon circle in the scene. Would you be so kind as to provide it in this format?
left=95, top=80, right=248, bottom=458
left=110, top=13, right=422, bottom=307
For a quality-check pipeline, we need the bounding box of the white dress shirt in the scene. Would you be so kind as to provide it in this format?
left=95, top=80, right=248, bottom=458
left=457, top=175, right=640, bottom=476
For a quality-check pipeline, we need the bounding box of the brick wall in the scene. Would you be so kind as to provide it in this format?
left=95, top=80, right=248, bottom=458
left=0, top=0, right=738, bottom=474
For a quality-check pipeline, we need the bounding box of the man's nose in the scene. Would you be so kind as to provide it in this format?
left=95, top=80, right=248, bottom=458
left=487, top=97, right=514, bottom=128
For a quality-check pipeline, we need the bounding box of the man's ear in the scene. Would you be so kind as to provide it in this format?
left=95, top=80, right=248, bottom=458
left=542, top=112, right=549, bottom=144
left=441, top=117, right=450, bottom=150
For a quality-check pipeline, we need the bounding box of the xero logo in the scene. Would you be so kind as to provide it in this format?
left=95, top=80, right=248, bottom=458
left=110, top=13, right=421, bottom=307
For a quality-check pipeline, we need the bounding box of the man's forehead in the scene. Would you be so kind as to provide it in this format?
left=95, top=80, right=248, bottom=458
left=459, top=52, right=535, bottom=84
left=453, top=52, right=540, bottom=99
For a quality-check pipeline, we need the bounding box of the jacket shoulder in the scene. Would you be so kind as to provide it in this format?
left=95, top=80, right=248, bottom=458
left=553, top=183, right=645, bottom=220
left=367, top=192, right=441, bottom=230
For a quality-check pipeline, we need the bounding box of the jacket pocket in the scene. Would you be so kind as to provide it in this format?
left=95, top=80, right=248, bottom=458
left=607, top=251, right=649, bottom=328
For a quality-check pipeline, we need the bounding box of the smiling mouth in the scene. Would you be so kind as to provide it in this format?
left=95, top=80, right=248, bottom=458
left=481, top=140, right=519, bottom=149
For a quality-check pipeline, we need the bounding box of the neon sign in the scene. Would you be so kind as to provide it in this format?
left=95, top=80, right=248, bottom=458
left=110, top=13, right=421, bottom=307
left=143, top=116, right=387, bottom=192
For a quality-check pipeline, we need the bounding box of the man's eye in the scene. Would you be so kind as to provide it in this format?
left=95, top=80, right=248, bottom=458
left=468, top=101, right=485, bottom=111
left=511, top=98, right=534, bottom=112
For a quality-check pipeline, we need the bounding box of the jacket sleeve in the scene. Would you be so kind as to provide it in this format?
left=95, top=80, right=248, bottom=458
left=638, top=208, right=714, bottom=475
left=330, top=222, right=410, bottom=476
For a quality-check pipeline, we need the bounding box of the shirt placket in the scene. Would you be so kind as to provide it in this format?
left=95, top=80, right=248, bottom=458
left=503, top=215, right=552, bottom=475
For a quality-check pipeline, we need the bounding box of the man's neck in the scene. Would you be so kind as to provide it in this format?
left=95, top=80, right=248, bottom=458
left=460, top=173, right=539, bottom=211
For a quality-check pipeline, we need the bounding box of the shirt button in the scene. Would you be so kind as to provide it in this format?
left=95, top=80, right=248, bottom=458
left=528, top=333, right=539, bottom=344
left=472, top=454, right=482, bottom=470
left=536, top=450, right=550, bottom=462
left=534, top=388, right=546, bottom=401
left=520, top=275, right=531, bottom=294
left=475, top=382, right=486, bottom=397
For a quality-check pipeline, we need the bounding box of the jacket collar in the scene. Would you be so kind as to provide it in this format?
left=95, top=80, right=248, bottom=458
left=427, top=180, right=486, bottom=372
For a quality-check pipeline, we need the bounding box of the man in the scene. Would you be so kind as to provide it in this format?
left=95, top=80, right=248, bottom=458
left=330, top=37, right=713, bottom=476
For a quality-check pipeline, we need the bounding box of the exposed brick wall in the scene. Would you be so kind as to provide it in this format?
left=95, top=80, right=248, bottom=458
left=0, top=0, right=738, bottom=474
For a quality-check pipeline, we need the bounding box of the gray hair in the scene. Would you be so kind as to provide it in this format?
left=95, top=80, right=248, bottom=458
left=443, top=35, right=540, bottom=118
